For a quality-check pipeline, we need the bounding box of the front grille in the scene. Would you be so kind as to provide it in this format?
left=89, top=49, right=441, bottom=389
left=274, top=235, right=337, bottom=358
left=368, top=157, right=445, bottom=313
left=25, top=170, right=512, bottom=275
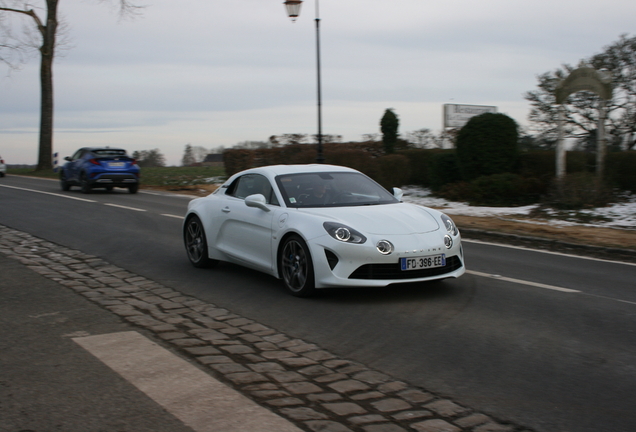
left=348, top=255, right=463, bottom=280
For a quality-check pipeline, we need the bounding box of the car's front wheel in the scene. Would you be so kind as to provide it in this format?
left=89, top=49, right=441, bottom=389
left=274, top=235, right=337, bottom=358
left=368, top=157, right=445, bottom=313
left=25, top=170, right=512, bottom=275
left=184, top=215, right=217, bottom=268
left=280, top=235, right=316, bottom=297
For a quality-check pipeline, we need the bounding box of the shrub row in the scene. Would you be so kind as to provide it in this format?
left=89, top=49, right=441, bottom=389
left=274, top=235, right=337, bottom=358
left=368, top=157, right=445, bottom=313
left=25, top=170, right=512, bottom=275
left=224, top=143, right=410, bottom=190
left=224, top=146, right=636, bottom=206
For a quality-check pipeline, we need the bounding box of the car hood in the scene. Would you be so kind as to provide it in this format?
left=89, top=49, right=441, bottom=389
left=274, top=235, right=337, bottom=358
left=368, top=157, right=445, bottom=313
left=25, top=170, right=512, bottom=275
left=298, top=203, right=440, bottom=235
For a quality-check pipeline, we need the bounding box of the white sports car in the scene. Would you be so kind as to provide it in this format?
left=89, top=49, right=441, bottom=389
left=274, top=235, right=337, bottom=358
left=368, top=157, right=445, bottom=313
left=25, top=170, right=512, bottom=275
left=183, top=164, right=464, bottom=296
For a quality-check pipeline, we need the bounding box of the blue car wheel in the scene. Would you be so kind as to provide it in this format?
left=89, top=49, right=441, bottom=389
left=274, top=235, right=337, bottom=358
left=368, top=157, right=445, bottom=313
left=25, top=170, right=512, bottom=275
left=60, top=171, right=71, bottom=191
left=80, top=172, right=91, bottom=194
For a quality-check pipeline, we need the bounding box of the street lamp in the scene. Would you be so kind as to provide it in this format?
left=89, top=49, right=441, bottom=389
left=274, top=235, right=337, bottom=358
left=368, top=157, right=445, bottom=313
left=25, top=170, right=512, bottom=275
left=284, top=0, right=324, bottom=163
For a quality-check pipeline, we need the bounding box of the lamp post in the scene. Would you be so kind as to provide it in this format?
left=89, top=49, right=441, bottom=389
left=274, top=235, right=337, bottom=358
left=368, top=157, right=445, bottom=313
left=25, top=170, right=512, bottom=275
left=284, top=0, right=324, bottom=163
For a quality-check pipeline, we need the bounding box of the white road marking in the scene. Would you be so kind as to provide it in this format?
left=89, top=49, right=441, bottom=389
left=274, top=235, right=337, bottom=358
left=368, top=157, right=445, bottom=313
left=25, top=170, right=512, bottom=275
left=103, top=203, right=146, bottom=212
left=466, top=270, right=581, bottom=293
left=579, top=293, right=636, bottom=306
left=463, top=238, right=636, bottom=267
left=0, top=184, right=96, bottom=202
left=73, top=331, right=303, bottom=432
left=162, top=214, right=185, bottom=219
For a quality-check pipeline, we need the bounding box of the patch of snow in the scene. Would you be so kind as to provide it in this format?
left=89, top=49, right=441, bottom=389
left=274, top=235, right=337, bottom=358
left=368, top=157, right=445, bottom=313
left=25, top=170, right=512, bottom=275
left=400, top=186, right=636, bottom=230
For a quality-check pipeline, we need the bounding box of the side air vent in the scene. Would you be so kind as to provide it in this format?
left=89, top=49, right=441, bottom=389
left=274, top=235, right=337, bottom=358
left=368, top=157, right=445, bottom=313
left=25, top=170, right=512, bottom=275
left=324, top=249, right=339, bottom=271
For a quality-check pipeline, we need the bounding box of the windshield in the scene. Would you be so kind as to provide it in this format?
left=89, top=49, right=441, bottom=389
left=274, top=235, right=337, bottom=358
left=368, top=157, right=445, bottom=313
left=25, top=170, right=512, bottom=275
left=92, top=149, right=128, bottom=157
left=276, top=172, right=399, bottom=208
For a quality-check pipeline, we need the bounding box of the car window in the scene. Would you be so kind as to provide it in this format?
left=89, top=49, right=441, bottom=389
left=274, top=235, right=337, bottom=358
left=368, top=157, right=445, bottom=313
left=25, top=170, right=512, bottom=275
left=71, top=149, right=84, bottom=160
left=227, top=174, right=279, bottom=206
left=93, top=149, right=128, bottom=157
left=276, top=172, right=398, bottom=208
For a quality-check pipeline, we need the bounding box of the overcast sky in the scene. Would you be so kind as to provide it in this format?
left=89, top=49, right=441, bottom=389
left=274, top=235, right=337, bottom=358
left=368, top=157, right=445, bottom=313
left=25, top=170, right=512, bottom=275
left=1, top=0, right=634, bottom=166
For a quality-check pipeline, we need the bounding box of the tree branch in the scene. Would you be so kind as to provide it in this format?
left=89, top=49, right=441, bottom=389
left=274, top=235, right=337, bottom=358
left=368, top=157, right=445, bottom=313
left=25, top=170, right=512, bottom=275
left=0, top=7, right=45, bottom=35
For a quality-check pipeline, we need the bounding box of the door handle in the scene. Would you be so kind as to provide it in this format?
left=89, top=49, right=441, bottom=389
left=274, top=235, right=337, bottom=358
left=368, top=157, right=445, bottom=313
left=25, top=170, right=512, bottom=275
left=222, top=206, right=231, bottom=213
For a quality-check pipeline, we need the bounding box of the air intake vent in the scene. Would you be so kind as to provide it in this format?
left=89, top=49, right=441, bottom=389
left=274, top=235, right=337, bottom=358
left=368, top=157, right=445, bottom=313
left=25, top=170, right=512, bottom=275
left=324, top=250, right=339, bottom=271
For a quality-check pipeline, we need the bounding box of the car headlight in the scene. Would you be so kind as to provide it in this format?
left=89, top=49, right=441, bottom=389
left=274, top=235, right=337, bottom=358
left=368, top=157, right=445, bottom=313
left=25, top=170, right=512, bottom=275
left=323, top=222, right=367, bottom=244
left=441, top=214, right=458, bottom=236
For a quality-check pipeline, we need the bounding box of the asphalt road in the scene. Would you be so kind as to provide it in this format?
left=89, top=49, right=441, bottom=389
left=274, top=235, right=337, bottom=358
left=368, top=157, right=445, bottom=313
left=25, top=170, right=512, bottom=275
left=1, top=175, right=635, bottom=432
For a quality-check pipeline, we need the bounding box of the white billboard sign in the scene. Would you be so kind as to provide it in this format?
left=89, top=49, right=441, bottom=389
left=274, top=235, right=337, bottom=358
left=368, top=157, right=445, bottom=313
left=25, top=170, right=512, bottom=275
left=443, top=104, right=498, bottom=128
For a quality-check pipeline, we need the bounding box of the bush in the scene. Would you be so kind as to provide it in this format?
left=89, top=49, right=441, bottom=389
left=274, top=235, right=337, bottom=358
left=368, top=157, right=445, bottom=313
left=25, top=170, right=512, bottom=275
left=545, top=172, right=617, bottom=209
left=456, top=112, right=519, bottom=181
left=399, top=149, right=441, bottom=187
left=567, top=151, right=595, bottom=173
left=374, top=154, right=411, bottom=190
left=519, top=151, right=555, bottom=179
left=223, top=149, right=254, bottom=176
left=470, top=173, right=543, bottom=206
left=437, top=181, right=476, bottom=203
left=606, top=151, right=636, bottom=193
left=324, top=148, right=376, bottom=175
left=437, top=173, right=544, bottom=206
left=428, top=151, right=462, bottom=191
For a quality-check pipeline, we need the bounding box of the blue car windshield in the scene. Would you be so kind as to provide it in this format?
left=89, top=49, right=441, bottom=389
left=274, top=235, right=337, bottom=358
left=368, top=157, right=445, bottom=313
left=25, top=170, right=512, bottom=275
left=276, top=172, right=399, bottom=208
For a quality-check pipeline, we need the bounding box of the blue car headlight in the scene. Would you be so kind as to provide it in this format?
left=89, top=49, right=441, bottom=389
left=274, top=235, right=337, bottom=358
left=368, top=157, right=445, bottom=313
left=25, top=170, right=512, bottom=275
left=440, top=214, right=458, bottom=236
left=323, top=222, right=367, bottom=244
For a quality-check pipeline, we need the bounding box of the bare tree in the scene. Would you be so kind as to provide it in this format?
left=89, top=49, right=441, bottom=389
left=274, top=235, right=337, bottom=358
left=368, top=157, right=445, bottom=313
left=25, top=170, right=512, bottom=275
left=234, top=140, right=269, bottom=150
left=191, top=145, right=210, bottom=163
left=0, top=0, right=145, bottom=170
left=405, top=128, right=442, bottom=148
left=525, top=34, right=636, bottom=151
left=361, top=133, right=380, bottom=142
left=132, top=149, right=165, bottom=167
left=312, top=134, right=342, bottom=144
left=279, top=134, right=308, bottom=145
left=181, top=144, right=195, bottom=166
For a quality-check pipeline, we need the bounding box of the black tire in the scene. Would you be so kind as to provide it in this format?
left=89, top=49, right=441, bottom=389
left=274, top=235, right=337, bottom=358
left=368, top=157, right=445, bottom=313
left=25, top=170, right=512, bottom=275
left=60, top=171, right=71, bottom=191
left=184, top=215, right=217, bottom=268
left=280, top=234, right=316, bottom=297
left=80, top=172, right=91, bottom=194
left=128, top=184, right=139, bottom=194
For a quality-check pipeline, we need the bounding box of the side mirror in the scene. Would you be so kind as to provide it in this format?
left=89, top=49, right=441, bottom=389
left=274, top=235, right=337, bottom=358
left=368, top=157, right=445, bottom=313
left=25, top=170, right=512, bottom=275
left=393, top=187, right=403, bottom=202
left=64, top=156, right=72, bottom=161
left=245, top=194, right=270, bottom=212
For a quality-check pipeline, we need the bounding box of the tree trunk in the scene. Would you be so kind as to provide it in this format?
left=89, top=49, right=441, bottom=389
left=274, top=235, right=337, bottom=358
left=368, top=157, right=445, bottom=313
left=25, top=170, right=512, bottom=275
left=36, top=0, right=58, bottom=171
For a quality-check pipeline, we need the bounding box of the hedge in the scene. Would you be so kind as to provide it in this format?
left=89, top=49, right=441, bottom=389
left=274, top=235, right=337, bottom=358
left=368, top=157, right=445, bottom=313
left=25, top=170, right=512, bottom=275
left=223, top=146, right=636, bottom=200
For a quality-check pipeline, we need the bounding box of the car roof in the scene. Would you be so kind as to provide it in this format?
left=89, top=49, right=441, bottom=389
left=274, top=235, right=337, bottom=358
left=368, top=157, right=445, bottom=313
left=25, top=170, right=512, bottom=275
left=246, top=164, right=359, bottom=177
left=82, top=147, right=128, bottom=152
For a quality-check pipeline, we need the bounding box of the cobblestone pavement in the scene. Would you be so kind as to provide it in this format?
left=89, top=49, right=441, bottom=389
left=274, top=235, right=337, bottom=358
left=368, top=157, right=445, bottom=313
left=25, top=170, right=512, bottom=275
left=0, top=224, right=534, bottom=432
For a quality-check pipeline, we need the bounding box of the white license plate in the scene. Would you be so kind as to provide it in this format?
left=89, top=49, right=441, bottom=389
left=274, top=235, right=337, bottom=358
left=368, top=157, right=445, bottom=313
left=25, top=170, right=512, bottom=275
left=109, top=162, right=125, bottom=167
left=400, top=254, right=446, bottom=271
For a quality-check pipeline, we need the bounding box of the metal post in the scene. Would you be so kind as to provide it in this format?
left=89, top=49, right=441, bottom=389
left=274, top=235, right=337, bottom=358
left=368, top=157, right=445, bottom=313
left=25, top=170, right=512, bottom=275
left=596, top=99, right=606, bottom=181
left=556, top=105, right=566, bottom=180
left=314, top=0, right=324, bottom=163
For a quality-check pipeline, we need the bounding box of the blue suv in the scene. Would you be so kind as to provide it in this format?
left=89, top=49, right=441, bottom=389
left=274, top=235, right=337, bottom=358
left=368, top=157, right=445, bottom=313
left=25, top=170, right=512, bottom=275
left=60, top=147, right=140, bottom=193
